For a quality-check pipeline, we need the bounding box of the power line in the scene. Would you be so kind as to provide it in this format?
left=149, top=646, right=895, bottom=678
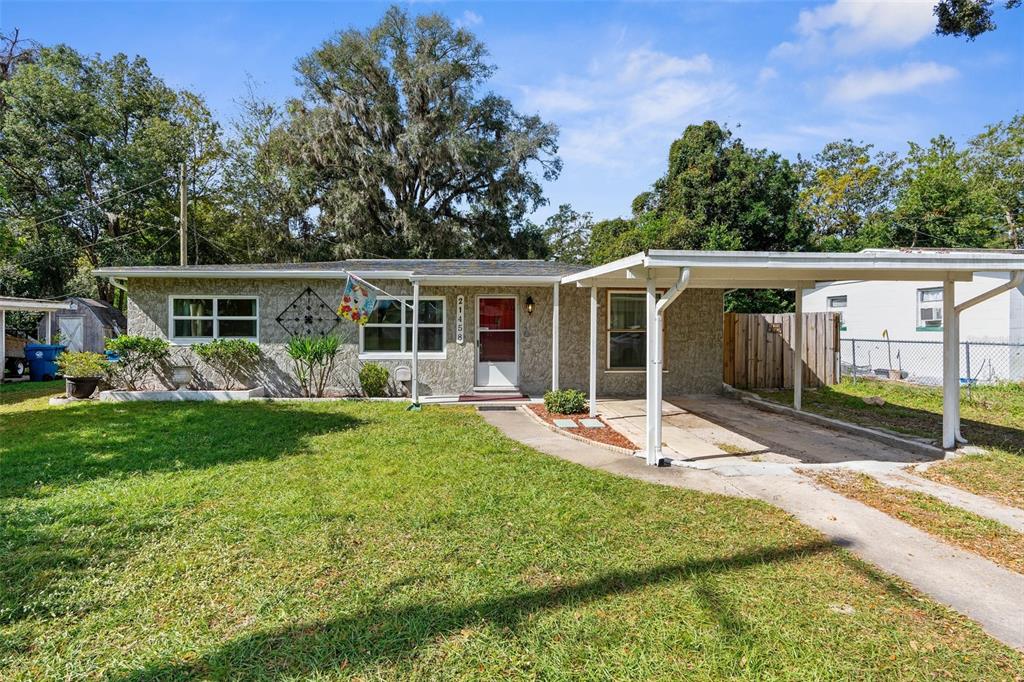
left=10, top=177, right=170, bottom=232
left=10, top=221, right=175, bottom=268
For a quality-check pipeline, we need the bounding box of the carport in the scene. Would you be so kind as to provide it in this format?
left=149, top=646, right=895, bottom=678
left=561, top=248, right=1024, bottom=464
left=0, top=296, right=75, bottom=383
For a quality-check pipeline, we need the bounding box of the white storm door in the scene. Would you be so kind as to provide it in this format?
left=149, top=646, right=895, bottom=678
left=476, top=297, right=518, bottom=387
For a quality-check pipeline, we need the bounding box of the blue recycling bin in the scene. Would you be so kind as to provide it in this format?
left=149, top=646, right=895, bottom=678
left=25, top=344, right=67, bottom=381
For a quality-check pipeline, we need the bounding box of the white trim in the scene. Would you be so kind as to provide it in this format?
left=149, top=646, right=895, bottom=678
left=475, top=294, right=519, bottom=388
left=0, top=297, right=74, bottom=312
left=167, top=295, right=259, bottom=344
left=606, top=289, right=668, bottom=372
left=358, top=295, right=446, bottom=358
left=92, top=268, right=566, bottom=286
left=551, top=283, right=559, bottom=391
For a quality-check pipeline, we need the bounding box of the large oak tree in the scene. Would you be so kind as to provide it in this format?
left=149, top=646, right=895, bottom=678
left=282, top=6, right=561, bottom=259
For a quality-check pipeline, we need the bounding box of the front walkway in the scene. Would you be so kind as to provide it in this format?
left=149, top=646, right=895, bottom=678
left=482, top=408, right=1024, bottom=651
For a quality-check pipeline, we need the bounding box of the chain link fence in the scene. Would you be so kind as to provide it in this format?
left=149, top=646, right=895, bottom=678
left=841, top=338, right=1024, bottom=387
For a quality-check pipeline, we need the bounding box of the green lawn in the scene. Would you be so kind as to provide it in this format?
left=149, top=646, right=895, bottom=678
left=759, top=379, right=1024, bottom=509
left=2, top=384, right=1022, bottom=679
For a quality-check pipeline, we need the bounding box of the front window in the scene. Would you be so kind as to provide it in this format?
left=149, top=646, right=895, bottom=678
left=169, top=297, right=258, bottom=342
left=917, top=288, right=943, bottom=330
left=827, top=295, right=847, bottom=330
left=360, top=297, right=445, bottom=356
left=607, top=292, right=648, bottom=370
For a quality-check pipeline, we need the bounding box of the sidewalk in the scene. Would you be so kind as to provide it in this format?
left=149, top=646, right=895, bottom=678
left=482, top=408, right=1024, bottom=651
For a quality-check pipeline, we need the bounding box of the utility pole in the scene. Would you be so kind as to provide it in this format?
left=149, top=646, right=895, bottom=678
left=179, top=162, right=188, bottom=266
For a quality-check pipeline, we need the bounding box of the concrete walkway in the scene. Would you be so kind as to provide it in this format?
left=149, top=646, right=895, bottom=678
left=868, top=469, right=1024, bottom=533
left=482, top=408, right=1024, bottom=651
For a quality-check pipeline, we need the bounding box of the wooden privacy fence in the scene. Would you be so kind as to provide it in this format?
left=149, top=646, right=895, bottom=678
left=723, top=312, right=841, bottom=390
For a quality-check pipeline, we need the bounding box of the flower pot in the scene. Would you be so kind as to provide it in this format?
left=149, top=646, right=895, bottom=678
left=66, top=377, right=100, bottom=400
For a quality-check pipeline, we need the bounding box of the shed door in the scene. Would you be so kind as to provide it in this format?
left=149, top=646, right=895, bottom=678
left=59, top=316, right=84, bottom=352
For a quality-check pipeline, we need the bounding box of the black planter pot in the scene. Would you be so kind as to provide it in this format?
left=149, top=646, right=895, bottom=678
left=66, top=377, right=100, bottom=399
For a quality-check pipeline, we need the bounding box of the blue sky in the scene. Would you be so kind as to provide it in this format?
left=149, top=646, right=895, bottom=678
left=4, top=1, right=1022, bottom=222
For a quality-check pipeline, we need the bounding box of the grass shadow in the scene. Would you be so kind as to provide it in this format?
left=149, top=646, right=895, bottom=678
left=1, top=401, right=365, bottom=500
left=111, top=540, right=834, bottom=681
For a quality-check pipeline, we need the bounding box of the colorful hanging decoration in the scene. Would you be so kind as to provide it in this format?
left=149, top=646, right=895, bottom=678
left=337, top=275, right=378, bottom=325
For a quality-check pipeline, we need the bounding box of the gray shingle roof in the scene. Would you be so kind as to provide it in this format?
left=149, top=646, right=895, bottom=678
left=94, top=259, right=588, bottom=278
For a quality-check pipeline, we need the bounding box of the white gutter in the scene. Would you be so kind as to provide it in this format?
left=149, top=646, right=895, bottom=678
left=0, top=297, right=74, bottom=312
left=92, top=268, right=566, bottom=286
left=107, top=277, right=128, bottom=292
left=561, top=252, right=646, bottom=284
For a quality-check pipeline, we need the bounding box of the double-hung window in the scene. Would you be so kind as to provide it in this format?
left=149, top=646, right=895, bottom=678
left=360, top=297, right=445, bottom=357
left=827, top=295, right=847, bottom=330
left=607, top=291, right=651, bottom=370
left=169, top=297, right=259, bottom=343
left=917, top=287, right=943, bottom=330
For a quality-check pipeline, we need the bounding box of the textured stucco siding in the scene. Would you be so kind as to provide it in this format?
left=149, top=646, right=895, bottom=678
left=126, top=277, right=723, bottom=397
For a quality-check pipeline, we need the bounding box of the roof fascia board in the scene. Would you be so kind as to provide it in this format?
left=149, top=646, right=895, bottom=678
left=0, top=298, right=75, bottom=312
left=645, top=250, right=1024, bottom=271
left=561, top=252, right=645, bottom=284
left=415, top=274, right=564, bottom=285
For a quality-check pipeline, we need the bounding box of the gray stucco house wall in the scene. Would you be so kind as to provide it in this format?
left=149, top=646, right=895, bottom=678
left=124, top=275, right=724, bottom=398
left=110, top=258, right=724, bottom=397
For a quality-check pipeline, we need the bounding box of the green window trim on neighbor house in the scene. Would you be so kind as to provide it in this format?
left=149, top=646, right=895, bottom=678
left=916, top=326, right=944, bottom=332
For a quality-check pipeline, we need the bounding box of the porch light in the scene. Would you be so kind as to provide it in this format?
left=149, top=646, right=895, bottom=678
left=525, top=296, right=534, bottom=315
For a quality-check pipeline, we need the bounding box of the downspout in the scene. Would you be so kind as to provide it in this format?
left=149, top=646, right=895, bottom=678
left=951, top=271, right=1024, bottom=444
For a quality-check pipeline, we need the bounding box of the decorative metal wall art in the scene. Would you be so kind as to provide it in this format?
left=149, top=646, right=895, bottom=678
left=276, top=287, right=340, bottom=336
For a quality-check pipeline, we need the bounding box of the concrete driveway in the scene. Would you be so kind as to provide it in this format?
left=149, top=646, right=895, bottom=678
left=599, top=395, right=937, bottom=470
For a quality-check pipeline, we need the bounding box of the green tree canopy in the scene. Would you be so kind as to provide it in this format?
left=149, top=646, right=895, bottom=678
left=281, top=5, right=561, bottom=259
left=0, top=44, right=220, bottom=300
left=933, top=0, right=1021, bottom=39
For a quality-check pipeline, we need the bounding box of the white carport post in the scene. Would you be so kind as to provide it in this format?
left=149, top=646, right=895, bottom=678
left=645, top=274, right=660, bottom=465
left=588, top=285, right=597, bottom=418
left=0, top=307, right=6, bottom=385
left=411, top=280, right=420, bottom=405
left=551, top=283, right=559, bottom=391
left=793, top=288, right=804, bottom=411
left=942, top=278, right=958, bottom=450
left=45, top=312, right=52, bottom=344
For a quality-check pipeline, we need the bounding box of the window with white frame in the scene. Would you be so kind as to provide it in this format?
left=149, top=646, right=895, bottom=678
left=169, top=297, right=259, bottom=342
left=827, top=295, right=847, bottom=329
left=607, top=291, right=652, bottom=370
left=917, top=287, right=943, bottom=330
left=360, top=297, right=445, bottom=356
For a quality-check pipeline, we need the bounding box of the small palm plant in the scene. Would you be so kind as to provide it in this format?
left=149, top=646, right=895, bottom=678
left=286, top=335, right=342, bottom=397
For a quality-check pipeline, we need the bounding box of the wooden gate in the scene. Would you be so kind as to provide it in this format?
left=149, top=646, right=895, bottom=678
left=723, top=312, right=840, bottom=389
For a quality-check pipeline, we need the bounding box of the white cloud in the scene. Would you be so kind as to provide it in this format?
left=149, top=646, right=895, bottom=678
left=757, top=66, right=778, bottom=84
left=457, top=10, right=482, bottom=27
left=828, top=61, right=958, bottom=102
left=519, top=47, right=732, bottom=168
left=773, top=0, right=935, bottom=57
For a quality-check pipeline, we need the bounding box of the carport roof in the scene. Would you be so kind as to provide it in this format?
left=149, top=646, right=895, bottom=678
left=561, top=248, right=1024, bottom=289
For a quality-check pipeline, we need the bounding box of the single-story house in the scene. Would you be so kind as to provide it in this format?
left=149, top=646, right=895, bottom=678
left=94, top=247, right=1024, bottom=456
left=803, top=273, right=1024, bottom=342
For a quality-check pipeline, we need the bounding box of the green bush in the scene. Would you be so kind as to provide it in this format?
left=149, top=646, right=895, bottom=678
left=105, top=335, right=170, bottom=390
left=544, top=388, right=588, bottom=414
left=57, top=351, right=109, bottom=378
left=193, top=339, right=261, bottom=390
left=359, top=362, right=389, bottom=398
left=286, top=335, right=342, bottom=397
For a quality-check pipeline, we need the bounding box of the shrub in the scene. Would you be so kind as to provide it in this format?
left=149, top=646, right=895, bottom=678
left=544, top=388, right=588, bottom=414
left=359, top=362, right=389, bottom=398
left=104, top=335, right=170, bottom=390
left=193, top=339, right=261, bottom=390
left=57, top=351, right=109, bottom=378
left=286, top=335, right=342, bottom=397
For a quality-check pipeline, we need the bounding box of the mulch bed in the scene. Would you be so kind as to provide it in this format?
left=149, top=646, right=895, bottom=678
left=527, top=404, right=638, bottom=451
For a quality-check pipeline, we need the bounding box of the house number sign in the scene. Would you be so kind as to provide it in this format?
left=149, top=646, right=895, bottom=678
left=456, top=295, right=465, bottom=344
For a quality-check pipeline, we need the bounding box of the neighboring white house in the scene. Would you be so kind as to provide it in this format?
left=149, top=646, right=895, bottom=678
left=804, top=273, right=1024, bottom=384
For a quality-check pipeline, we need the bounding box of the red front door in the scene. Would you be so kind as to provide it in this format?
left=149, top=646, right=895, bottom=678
left=477, top=297, right=517, bottom=387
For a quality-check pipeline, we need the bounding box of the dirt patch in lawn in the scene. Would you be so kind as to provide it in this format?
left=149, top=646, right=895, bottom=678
left=808, top=469, right=1024, bottom=575
left=527, top=404, right=638, bottom=451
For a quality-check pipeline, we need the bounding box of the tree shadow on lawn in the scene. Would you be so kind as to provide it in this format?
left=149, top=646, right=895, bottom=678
left=112, top=540, right=846, bottom=681
left=0, top=402, right=365, bottom=500
left=0, top=402, right=366, bottom=629
left=797, top=390, right=1024, bottom=455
